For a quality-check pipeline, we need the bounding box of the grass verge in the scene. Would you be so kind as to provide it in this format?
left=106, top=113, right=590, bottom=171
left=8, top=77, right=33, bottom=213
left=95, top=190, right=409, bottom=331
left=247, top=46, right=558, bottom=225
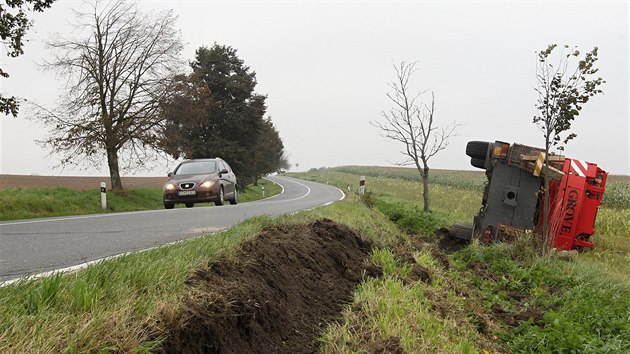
left=0, top=178, right=282, bottom=221
left=0, top=198, right=398, bottom=352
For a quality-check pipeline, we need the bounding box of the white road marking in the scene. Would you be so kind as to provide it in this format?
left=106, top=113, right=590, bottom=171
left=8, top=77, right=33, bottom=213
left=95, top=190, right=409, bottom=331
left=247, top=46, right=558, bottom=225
left=0, top=208, right=190, bottom=227
left=258, top=176, right=312, bottom=203
left=0, top=228, right=227, bottom=288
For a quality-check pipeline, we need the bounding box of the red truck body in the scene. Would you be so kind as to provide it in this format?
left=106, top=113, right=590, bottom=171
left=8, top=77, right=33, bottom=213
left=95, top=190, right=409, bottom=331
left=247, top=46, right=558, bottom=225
left=546, top=159, right=608, bottom=250
left=455, top=140, right=609, bottom=251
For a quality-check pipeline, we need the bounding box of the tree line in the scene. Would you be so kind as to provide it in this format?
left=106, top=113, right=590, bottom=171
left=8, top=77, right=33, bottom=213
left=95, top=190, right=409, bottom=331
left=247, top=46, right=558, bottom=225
left=160, top=45, right=289, bottom=188
left=2, top=0, right=287, bottom=190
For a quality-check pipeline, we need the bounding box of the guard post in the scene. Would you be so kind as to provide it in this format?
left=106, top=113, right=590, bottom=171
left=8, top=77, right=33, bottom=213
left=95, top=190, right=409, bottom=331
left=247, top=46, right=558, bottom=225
left=359, top=176, right=366, bottom=195
left=100, top=182, right=107, bottom=209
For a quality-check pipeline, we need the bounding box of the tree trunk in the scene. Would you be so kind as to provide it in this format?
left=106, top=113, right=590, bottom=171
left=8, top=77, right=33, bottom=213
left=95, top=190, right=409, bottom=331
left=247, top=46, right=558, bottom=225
left=540, top=134, right=551, bottom=254
left=421, top=166, right=430, bottom=212
left=541, top=147, right=551, bottom=254
left=107, top=148, right=123, bottom=191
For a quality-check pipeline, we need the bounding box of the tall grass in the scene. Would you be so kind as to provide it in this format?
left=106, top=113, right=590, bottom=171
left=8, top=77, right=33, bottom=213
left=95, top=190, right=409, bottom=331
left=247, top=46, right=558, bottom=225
left=321, top=248, right=484, bottom=354
left=601, top=180, right=630, bottom=209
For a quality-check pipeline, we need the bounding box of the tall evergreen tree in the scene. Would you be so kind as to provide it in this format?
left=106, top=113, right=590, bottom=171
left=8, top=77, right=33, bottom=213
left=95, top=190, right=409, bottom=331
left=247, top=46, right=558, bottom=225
left=161, top=44, right=284, bottom=187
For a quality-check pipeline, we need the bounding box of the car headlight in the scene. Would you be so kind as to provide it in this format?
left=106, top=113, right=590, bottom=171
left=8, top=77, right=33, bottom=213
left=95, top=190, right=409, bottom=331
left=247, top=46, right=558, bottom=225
left=200, top=181, right=214, bottom=189
left=164, top=183, right=176, bottom=191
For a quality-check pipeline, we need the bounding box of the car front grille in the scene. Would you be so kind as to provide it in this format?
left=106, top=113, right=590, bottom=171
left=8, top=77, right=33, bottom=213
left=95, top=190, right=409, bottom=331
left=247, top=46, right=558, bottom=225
left=179, top=182, right=196, bottom=190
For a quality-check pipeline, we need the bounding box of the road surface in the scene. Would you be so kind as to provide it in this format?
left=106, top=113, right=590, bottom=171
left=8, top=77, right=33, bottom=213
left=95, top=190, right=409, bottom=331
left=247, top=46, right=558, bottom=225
left=0, top=176, right=344, bottom=283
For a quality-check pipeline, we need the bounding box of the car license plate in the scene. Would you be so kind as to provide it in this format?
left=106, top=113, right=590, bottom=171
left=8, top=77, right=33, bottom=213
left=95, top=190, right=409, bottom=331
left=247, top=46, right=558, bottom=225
left=178, top=190, right=196, bottom=196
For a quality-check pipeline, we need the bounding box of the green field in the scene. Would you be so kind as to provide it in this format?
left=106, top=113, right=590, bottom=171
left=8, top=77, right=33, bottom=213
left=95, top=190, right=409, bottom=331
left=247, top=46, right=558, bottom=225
left=1, top=167, right=628, bottom=352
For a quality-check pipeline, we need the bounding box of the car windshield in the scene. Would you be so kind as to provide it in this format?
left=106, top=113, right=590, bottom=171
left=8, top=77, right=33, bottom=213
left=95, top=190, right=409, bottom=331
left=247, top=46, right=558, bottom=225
left=174, top=161, right=217, bottom=175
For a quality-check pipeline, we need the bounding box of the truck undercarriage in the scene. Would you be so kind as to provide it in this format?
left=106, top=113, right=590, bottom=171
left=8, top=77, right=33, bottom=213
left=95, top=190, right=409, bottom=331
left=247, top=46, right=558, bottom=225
left=451, top=140, right=607, bottom=251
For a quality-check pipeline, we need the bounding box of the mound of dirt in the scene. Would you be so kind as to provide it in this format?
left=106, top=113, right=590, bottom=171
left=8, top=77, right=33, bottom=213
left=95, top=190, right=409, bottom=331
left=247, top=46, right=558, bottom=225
left=159, top=219, right=379, bottom=354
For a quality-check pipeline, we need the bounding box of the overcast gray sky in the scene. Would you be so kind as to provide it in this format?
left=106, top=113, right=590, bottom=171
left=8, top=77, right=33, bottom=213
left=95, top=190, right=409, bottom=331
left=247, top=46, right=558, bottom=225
left=1, top=0, right=628, bottom=176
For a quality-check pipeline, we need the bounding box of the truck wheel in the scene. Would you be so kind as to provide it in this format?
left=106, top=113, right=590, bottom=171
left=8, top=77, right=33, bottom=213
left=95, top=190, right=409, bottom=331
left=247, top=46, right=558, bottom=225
left=470, top=157, right=486, bottom=169
left=466, top=141, right=490, bottom=160
left=450, top=223, right=473, bottom=240
left=164, top=202, right=175, bottom=209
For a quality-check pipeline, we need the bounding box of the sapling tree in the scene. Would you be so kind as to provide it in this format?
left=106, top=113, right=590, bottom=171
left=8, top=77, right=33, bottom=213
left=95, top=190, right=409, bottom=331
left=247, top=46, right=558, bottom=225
left=534, top=44, right=604, bottom=246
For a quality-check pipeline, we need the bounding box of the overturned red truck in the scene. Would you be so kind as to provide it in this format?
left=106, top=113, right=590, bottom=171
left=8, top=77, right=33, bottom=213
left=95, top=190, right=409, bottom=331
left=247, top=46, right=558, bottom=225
left=450, top=141, right=608, bottom=251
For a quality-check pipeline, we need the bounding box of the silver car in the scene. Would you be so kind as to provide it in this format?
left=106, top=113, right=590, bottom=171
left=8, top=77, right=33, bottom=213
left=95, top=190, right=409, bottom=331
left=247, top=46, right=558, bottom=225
left=163, top=158, right=238, bottom=209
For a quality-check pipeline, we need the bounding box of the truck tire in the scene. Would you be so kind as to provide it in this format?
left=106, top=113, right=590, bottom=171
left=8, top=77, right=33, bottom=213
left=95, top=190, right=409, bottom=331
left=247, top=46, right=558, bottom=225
left=466, top=141, right=490, bottom=160
left=470, top=157, right=486, bottom=169
left=450, top=223, right=473, bottom=240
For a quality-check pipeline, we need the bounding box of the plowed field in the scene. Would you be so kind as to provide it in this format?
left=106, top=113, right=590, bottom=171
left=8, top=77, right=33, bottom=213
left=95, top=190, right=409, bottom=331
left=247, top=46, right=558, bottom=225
left=0, top=174, right=165, bottom=190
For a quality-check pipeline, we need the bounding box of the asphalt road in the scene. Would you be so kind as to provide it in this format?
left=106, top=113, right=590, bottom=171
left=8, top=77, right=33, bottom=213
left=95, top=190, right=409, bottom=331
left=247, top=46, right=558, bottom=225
left=0, top=176, right=344, bottom=283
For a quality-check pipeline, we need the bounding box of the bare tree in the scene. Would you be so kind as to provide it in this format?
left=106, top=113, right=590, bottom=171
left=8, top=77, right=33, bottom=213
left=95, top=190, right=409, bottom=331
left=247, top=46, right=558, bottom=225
left=534, top=44, right=604, bottom=244
left=31, top=0, right=183, bottom=190
left=372, top=61, right=458, bottom=212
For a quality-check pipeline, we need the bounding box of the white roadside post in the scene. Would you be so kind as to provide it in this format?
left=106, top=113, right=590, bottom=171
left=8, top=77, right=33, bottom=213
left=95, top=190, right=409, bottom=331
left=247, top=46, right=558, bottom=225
left=359, top=176, right=366, bottom=195
left=262, top=186, right=265, bottom=197
left=100, top=182, right=107, bottom=209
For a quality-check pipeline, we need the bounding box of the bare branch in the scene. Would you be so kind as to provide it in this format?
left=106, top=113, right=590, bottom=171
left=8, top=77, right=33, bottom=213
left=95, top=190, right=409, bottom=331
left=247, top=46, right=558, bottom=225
left=372, top=61, right=459, bottom=211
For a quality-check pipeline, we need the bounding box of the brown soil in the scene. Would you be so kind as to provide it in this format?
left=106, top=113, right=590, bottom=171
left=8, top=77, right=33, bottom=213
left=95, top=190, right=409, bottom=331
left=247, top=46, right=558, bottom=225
left=435, top=227, right=469, bottom=254
left=158, top=219, right=379, bottom=354
left=490, top=303, right=545, bottom=328
left=0, top=174, right=166, bottom=190
left=365, top=336, right=406, bottom=354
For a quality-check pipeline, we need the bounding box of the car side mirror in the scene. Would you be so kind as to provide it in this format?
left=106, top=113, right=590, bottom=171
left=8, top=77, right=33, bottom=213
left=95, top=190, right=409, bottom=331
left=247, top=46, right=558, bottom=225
left=220, top=168, right=229, bottom=175
left=167, top=171, right=173, bottom=177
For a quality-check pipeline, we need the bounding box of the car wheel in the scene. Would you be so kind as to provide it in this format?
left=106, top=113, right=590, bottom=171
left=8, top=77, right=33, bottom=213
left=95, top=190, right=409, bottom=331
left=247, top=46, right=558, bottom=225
left=229, top=189, right=238, bottom=205
left=164, top=202, right=175, bottom=209
left=185, top=202, right=194, bottom=208
left=450, top=223, right=473, bottom=240
left=466, top=141, right=490, bottom=160
left=470, top=157, right=486, bottom=169
left=215, top=187, right=225, bottom=206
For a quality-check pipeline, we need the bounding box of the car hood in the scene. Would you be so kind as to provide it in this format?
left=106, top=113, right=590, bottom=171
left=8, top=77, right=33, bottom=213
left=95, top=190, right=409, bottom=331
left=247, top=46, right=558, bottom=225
left=167, top=173, right=217, bottom=184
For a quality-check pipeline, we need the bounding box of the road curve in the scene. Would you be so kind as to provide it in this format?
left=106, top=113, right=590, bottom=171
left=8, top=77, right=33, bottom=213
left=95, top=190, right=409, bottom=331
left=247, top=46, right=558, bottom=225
left=0, top=176, right=344, bottom=283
